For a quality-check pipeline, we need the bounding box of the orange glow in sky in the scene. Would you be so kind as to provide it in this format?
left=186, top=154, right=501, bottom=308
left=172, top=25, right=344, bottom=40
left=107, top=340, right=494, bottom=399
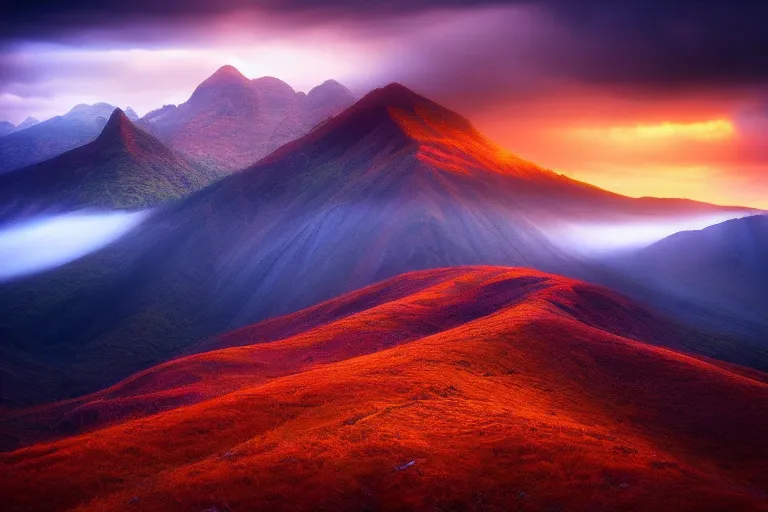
left=577, top=119, right=736, bottom=144
left=474, top=100, right=766, bottom=210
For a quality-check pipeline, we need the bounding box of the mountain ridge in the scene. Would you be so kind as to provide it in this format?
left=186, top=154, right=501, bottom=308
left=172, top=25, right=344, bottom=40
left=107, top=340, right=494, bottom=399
left=2, top=267, right=766, bottom=512
left=0, top=104, right=117, bottom=174
left=0, top=108, right=223, bottom=219
left=0, top=84, right=759, bottom=406
left=141, top=65, right=357, bottom=172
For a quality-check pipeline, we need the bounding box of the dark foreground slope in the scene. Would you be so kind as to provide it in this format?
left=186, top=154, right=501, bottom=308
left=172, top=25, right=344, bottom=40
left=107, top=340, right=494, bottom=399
left=0, top=84, right=755, bottom=406
left=1, top=267, right=766, bottom=512
left=0, top=109, right=221, bottom=220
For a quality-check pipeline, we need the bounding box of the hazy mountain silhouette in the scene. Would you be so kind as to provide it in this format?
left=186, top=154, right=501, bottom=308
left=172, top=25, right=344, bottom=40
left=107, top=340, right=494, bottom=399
left=0, top=117, right=41, bottom=138
left=0, top=84, right=759, bottom=406
left=140, top=65, right=355, bottom=172
left=0, top=121, right=15, bottom=137
left=0, top=109, right=223, bottom=220
left=0, top=104, right=117, bottom=174
left=13, top=116, right=40, bottom=132
left=611, top=215, right=768, bottom=326
left=2, top=267, right=766, bottom=512
left=123, top=107, right=139, bottom=121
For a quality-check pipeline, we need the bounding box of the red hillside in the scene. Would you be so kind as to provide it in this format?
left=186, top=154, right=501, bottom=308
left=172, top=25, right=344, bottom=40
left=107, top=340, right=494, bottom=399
left=2, top=267, right=766, bottom=512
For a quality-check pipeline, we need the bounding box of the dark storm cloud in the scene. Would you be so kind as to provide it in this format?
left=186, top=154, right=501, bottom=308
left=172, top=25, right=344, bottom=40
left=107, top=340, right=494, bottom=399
left=546, top=0, right=768, bottom=87
left=1, top=0, right=513, bottom=40
left=3, top=0, right=768, bottom=92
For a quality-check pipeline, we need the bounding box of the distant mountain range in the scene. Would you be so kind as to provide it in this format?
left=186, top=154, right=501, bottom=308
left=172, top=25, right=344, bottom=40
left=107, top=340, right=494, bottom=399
left=0, top=116, right=40, bottom=137
left=0, top=67, right=354, bottom=175
left=140, top=65, right=356, bottom=172
left=0, top=109, right=222, bottom=221
left=0, top=83, right=758, bottom=406
left=2, top=267, right=766, bottom=511
left=0, top=103, right=117, bottom=174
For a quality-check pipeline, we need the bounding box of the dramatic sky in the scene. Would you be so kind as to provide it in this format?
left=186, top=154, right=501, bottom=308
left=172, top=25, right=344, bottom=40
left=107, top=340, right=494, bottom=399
left=2, top=0, right=767, bottom=207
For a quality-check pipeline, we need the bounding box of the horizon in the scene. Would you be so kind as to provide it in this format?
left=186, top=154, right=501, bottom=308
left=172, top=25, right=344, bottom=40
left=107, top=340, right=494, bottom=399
left=2, top=0, right=767, bottom=208
left=3, top=66, right=767, bottom=209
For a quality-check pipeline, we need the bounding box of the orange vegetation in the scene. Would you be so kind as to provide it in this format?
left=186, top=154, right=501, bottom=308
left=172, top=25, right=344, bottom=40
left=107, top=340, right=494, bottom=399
left=1, top=267, right=766, bottom=511
left=389, top=104, right=545, bottom=179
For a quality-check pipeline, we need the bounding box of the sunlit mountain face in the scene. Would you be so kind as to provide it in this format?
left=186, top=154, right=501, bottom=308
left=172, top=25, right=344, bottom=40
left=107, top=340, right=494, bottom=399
left=3, top=1, right=768, bottom=208
left=1, top=2, right=767, bottom=512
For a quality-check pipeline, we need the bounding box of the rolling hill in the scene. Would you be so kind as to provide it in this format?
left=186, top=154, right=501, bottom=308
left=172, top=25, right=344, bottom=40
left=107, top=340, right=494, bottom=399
left=0, top=83, right=758, bottom=406
left=0, top=109, right=222, bottom=221
left=0, top=103, right=117, bottom=174
left=140, top=65, right=356, bottom=171
left=1, top=267, right=766, bottom=512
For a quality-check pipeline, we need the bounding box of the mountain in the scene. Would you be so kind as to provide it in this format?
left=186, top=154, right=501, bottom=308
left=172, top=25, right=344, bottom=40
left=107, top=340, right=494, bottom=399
left=0, top=109, right=223, bottom=220
left=0, top=121, right=14, bottom=137
left=13, top=116, right=39, bottom=131
left=0, top=83, right=758, bottom=406
left=305, top=79, right=357, bottom=127
left=124, top=107, right=139, bottom=121
left=0, top=117, right=41, bottom=138
left=140, top=65, right=356, bottom=171
left=2, top=267, right=766, bottom=512
left=0, top=104, right=116, bottom=174
left=606, top=215, right=768, bottom=329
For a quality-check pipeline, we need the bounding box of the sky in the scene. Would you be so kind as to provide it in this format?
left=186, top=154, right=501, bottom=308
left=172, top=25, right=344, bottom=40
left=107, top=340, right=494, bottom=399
left=1, top=0, right=767, bottom=208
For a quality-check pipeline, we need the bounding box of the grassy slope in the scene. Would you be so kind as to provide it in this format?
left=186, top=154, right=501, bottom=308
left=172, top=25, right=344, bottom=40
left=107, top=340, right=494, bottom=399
left=1, top=267, right=766, bottom=512
left=0, top=110, right=224, bottom=219
left=0, top=105, right=115, bottom=174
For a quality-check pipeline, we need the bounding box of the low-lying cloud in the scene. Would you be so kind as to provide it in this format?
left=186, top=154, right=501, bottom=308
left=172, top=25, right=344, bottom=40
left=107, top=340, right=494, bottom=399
left=0, top=210, right=148, bottom=281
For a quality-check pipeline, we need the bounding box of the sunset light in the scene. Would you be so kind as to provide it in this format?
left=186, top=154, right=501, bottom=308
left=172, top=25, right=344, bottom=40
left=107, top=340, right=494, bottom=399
left=1, top=2, right=767, bottom=511
left=576, top=118, right=736, bottom=144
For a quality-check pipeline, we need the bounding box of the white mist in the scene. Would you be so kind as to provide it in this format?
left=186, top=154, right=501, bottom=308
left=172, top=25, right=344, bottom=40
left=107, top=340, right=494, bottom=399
left=0, top=210, right=148, bottom=281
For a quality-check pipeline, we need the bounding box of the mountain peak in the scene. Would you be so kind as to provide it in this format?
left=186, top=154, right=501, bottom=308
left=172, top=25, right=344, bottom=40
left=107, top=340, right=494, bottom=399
left=361, top=82, right=425, bottom=109
left=15, top=116, right=40, bottom=131
left=252, top=76, right=294, bottom=90
left=124, top=106, right=139, bottom=121
left=203, top=65, right=249, bottom=85
left=251, top=76, right=297, bottom=101
left=310, top=79, right=352, bottom=94
left=96, top=108, right=138, bottom=147
left=307, top=80, right=355, bottom=103
left=0, top=120, right=14, bottom=137
left=189, top=65, right=252, bottom=104
left=63, top=103, right=117, bottom=122
left=260, top=81, right=531, bottom=180
left=347, top=82, right=475, bottom=136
